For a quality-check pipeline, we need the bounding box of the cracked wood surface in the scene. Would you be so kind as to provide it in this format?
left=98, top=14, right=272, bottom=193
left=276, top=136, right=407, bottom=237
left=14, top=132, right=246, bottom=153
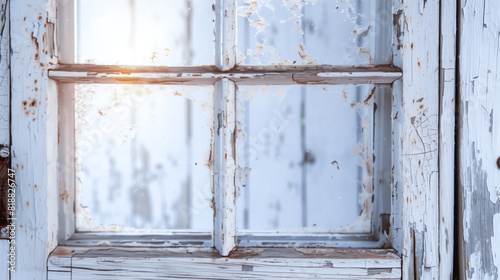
left=392, top=0, right=441, bottom=279
left=48, top=247, right=401, bottom=280
left=10, top=0, right=58, bottom=279
left=458, top=0, right=500, bottom=279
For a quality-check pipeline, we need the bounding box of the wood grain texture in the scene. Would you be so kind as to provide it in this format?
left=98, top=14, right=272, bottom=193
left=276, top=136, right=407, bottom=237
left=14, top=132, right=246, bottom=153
left=392, top=0, right=441, bottom=279
left=48, top=247, right=401, bottom=280
left=49, top=68, right=402, bottom=85
left=458, top=0, right=500, bottom=279
left=10, top=0, right=58, bottom=279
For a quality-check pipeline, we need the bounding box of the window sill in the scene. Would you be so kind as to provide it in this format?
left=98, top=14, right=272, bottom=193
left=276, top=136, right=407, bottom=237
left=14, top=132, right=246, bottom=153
left=48, top=246, right=401, bottom=279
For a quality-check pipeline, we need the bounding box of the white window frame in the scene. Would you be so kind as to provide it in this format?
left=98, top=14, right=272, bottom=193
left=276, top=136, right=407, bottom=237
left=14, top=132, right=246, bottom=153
left=6, top=0, right=457, bottom=279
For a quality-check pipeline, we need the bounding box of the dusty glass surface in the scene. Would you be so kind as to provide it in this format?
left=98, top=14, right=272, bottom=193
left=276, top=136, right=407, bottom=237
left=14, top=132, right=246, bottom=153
left=75, top=84, right=214, bottom=231
left=236, top=85, right=378, bottom=233
left=77, top=0, right=214, bottom=65
left=237, top=0, right=391, bottom=65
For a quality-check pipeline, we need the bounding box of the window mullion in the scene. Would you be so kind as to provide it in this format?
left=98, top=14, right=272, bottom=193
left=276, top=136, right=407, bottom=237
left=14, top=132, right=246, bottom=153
left=215, top=0, right=236, bottom=71
left=213, top=78, right=237, bottom=256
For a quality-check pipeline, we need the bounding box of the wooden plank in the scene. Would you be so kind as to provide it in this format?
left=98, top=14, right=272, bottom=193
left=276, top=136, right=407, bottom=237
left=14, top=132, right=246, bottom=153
left=51, top=64, right=402, bottom=73
left=458, top=0, right=500, bottom=279
left=49, top=70, right=402, bottom=85
left=438, top=0, right=457, bottom=278
left=0, top=0, right=10, bottom=230
left=48, top=247, right=401, bottom=280
left=213, top=78, right=236, bottom=256
left=215, top=0, right=236, bottom=70
left=391, top=0, right=441, bottom=279
left=57, top=84, right=75, bottom=243
left=10, top=0, right=59, bottom=279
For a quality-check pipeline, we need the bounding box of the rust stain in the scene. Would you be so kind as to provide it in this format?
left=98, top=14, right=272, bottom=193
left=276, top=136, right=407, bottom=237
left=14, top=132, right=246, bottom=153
left=364, top=87, right=376, bottom=105
left=31, top=32, right=39, bottom=60
left=35, top=184, right=38, bottom=191
left=38, top=15, right=42, bottom=20
left=26, top=201, right=29, bottom=207
left=29, top=99, right=37, bottom=107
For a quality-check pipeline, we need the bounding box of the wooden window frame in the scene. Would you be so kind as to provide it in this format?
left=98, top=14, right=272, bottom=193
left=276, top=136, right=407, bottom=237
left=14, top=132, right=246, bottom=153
left=6, top=0, right=457, bottom=279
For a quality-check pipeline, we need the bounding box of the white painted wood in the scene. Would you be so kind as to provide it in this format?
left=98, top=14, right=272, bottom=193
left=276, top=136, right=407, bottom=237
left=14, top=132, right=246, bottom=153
left=391, top=0, right=441, bottom=279
left=10, top=0, right=59, bottom=279
left=458, top=0, right=500, bottom=279
left=215, top=0, right=236, bottom=70
left=57, top=84, right=75, bottom=243
left=214, top=78, right=237, bottom=256
left=439, top=0, right=457, bottom=279
left=49, top=68, right=402, bottom=85
left=48, top=247, right=401, bottom=280
left=56, top=0, right=73, bottom=64
left=1, top=239, right=9, bottom=279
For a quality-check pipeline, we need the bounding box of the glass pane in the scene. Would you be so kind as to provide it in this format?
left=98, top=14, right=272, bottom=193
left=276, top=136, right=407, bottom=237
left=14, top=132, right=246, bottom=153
left=236, top=85, right=379, bottom=233
left=75, top=84, right=213, bottom=231
left=237, top=0, right=391, bottom=65
left=77, top=0, right=214, bottom=65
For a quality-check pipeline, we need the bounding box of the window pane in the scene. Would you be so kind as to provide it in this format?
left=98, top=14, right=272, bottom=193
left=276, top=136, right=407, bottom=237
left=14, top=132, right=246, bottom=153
left=237, top=0, right=391, bottom=65
left=77, top=0, right=214, bottom=65
left=75, top=84, right=213, bottom=231
left=236, top=85, right=384, bottom=233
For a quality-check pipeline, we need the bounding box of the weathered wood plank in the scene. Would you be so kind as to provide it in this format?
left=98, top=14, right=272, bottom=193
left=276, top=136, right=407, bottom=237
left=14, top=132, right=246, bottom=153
left=48, top=247, right=401, bottom=280
left=10, top=0, right=58, bottom=279
left=49, top=69, right=402, bottom=85
left=214, top=78, right=236, bottom=256
left=439, top=0, right=457, bottom=278
left=392, top=0, right=441, bottom=279
left=51, top=64, right=402, bottom=73
left=458, top=0, right=500, bottom=279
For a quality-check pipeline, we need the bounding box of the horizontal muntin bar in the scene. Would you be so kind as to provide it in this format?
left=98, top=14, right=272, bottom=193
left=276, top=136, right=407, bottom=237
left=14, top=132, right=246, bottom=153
left=49, top=64, right=402, bottom=85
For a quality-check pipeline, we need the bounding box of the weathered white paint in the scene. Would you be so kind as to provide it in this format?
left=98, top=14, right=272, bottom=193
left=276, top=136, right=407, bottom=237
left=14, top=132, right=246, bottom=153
left=214, top=78, right=237, bottom=256
left=215, top=0, right=236, bottom=70
left=48, top=66, right=402, bottom=85
left=10, top=0, right=59, bottom=279
left=439, top=0, right=457, bottom=278
left=2, top=0, right=470, bottom=278
left=458, top=0, right=500, bottom=278
left=391, top=0, right=441, bottom=279
left=48, top=247, right=402, bottom=280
